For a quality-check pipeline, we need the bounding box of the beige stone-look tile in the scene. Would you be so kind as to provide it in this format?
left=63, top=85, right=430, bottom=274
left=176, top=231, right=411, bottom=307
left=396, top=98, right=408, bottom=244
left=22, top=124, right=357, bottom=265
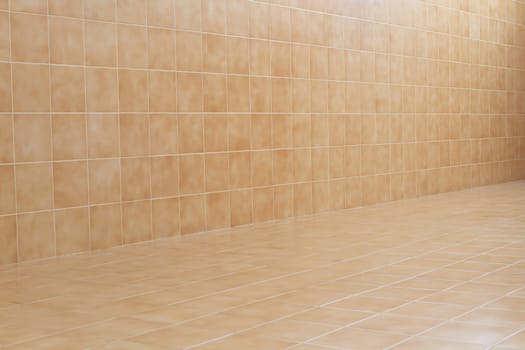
left=421, top=322, right=517, bottom=346
left=329, top=296, right=406, bottom=313
left=391, top=337, right=486, bottom=350
left=49, top=0, right=82, bottom=17
left=206, top=192, right=230, bottom=230
left=204, top=115, right=227, bottom=152
left=152, top=197, right=179, bottom=239
left=205, top=153, right=229, bottom=193
left=118, top=24, right=147, bottom=68
left=118, top=0, right=146, bottom=24
left=0, top=63, right=11, bottom=112
left=121, top=157, right=151, bottom=201
left=118, top=69, right=148, bottom=112
left=0, top=165, right=15, bottom=215
left=270, top=4, right=290, bottom=41
left=177, top=73, right=203, bottom=112
left=11, top=13, right=48, bottom=63
left=151, top=155, right=178, bottom=198
left=14, top=115, right=52, bottom=162
left=148, top=28, right=175, bottom=70
left=148, top=71, right=177, bottom=112
left=245, top=319, right=335, bottom=343
left=0, top=12, right=8, bottom=60
left=180, top=155, right=204, bottom=195
left=86, top=68, right=118, bottom=112
left=388, top=301, right=473, bottom=320
left=150, top=115, right=177, bottom=155
left=228, top=76, right=250, bottom=112
left=85, top=0, right=116, bottom=21
left=201, top=0, right=225, bottom=33
left=313, top=327, right=407, bottom=349
left=49, top=17, right=84, bottom=65
left=176, top=31, right=202, bottom=72
left=119, top=114, right=149, bottom=156
left=85, top=21, right=117, bottom=67
left=229, top=152, right=251, bottom=189
left=15, top=163, right=53, bottom=212
left=290, top=308, right=371, bottom=327
left=203, top=34, right=226, bottom=73
left=180, top=195, right=205, bottom=234
left=122, top=201, right=151, bottom=244
left=203, top=74, right=226, bottom=112
left=228, top=36, right=249, bottom=75
left=55, top=207, right=89, bottom=256
left=12, top=64, right=50, bottom=112
left=90, top=204, right=122, bottom=250
left=0, top=116, right=12, bottom=161
left=253, top=187, right=274, bottom=223
left=354, top=314, right=440, bottom=335
left=0, top=215, right=17, bottom=265
left=53, top=161, right=88, bottom=208
left=18, top=211, right=55, bottom=261
left=132, top=325, right=228, bottom=349
left=147, top=0, right=174, bottom=27
left=88, top=159, right=121, bottom=205
left=230, top=189, right=252, bottom=226
left=87, top=114, right=119, bottom=158
left=52, top=115, right=86, bottom=160
left=226, top=0, right=249, bottom=36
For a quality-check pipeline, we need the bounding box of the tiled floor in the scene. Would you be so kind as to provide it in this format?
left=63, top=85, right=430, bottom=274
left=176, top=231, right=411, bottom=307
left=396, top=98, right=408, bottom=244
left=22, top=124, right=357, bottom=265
left=1, top=181, right=525, bottom=350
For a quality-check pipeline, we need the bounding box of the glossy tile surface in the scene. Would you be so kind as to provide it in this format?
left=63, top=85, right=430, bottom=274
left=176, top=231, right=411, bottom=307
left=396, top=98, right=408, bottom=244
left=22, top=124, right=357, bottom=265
left=1, top=0, right=525, bottom=263
left=1, top=181, right=524, bottom=349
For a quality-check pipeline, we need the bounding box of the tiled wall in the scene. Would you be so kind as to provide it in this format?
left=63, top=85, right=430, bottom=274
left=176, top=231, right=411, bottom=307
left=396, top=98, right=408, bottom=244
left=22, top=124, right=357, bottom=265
left=0, top=0, right=524, bottom=264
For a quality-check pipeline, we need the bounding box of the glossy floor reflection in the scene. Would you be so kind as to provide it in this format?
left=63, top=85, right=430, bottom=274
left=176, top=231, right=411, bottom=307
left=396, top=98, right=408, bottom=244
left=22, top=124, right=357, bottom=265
left=1, top=181, right=525, bottom=350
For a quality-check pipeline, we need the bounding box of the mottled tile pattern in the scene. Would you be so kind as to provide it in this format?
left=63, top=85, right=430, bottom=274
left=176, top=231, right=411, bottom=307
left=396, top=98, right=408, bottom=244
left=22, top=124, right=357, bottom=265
left=0, top=0, right=525, bottom=263
left=0, top=181, right=524, bottom=349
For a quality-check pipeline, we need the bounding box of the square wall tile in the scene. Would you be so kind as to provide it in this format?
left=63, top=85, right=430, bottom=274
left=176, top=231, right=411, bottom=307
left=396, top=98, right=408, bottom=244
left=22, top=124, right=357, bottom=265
left=87, top=114, right=119, bottom=158
left=52, top=115, right=87, bottom=161
left=85, top=0, right=116, bottom=21
left=15, top=163, right=54, bottom=212
left=53, top=161, right=88, bottom=208
left=0, top=13, right=9, bottom=60
left=121, top=157, right=151, bottom=201
left=180, top=195, right=205, bottom=234
left=150, top=115, right=178, bottom=155
left=85, top=21, right=117, bottom=67
left=11, top=13, right=48, bottom=62
left=0, top=115, right=13, bottom=163
left=90, top=204, right=122, bottom=250
left=0, top=215, right=17, bottom=265
left=88, top=159, right=121, bottom=205
left=49, top=17, right=84, bottom=64
left=12, top=64, right=50, bottom=112
left=11, top=0, right=47, bottom=13
left=152, top=198, right=179, bottom=238
left=122, top=200, right=151, bottom=244
left=151, top=156, right=179, bottom=198
left=55, top=207, right=89, bottom=255
left=230, top=189, right=252, bottom=226
left=0, top=63, right=11, bottom=112
left=18, top=211, right=55, bottom=262
left=14, top=115, right=52, bottom=162
left=206, top=192, right=230, bottom=230
left=0, top=165, right=16, bottom=215
left=50, top=66, right=85, bottom=112
left=49, top=0, right=83, bottom=17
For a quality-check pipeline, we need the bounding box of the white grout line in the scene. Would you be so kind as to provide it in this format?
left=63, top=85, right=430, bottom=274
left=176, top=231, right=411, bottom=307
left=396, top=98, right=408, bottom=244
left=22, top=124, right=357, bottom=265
left=296, top=243, right=525, bottom=349
left=45, top=0, right=58, bottom=258
left=80, top=0, right=90, bottom=252
left=114, top=0, right=124, bottom=249
left=6, top=0, right=18, bottom=263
